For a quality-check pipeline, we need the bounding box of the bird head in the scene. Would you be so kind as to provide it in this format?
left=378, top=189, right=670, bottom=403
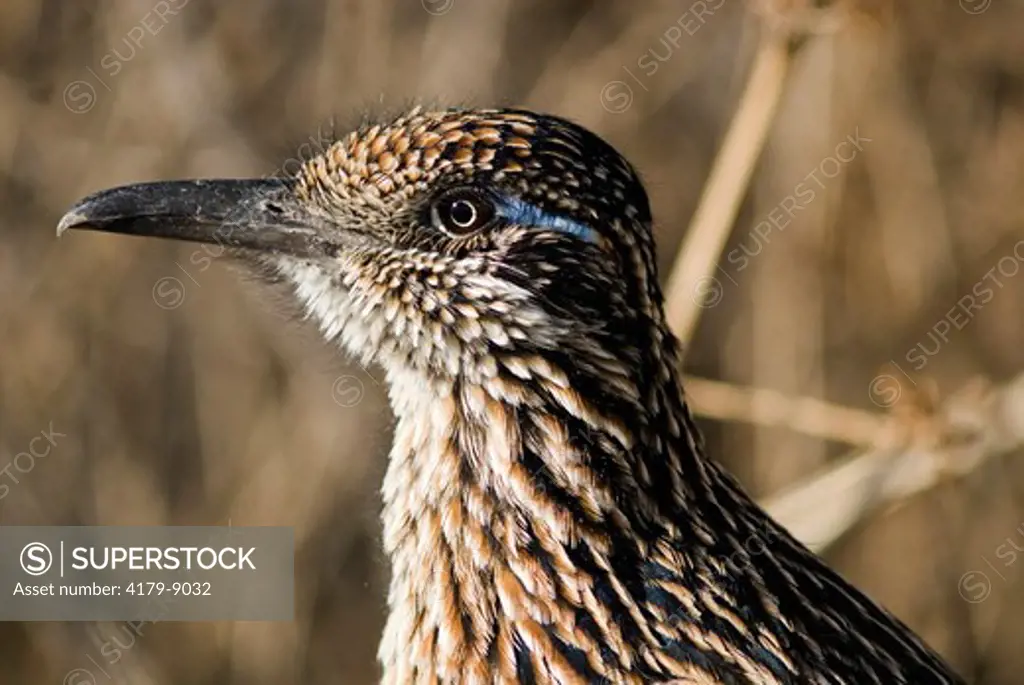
left=59, top=108, right=670, bottom=396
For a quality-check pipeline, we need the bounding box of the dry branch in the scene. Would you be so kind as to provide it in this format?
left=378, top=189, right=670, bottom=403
left=684, top=376, right=888, bottom=446
left=762, top=373, right=1024, bottom=552
left=664, top=29, right=794, bottom=346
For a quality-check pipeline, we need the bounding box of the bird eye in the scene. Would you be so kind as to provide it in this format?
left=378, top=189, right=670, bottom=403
left=431, top=190, right=495, bottom=237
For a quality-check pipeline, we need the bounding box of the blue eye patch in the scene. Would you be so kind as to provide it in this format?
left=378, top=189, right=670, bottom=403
left=495, top=195, right=600, bottom=244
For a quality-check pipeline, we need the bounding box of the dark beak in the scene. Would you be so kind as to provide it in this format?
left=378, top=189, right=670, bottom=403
left=57, top=178, right=325, bottom=255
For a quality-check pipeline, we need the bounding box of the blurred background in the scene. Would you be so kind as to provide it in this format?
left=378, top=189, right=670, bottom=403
left=1, top=0, right=1023, bottom=683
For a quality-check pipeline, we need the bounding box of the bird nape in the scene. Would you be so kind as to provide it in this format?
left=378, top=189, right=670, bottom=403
left=57, top=106, right=964, bottom=685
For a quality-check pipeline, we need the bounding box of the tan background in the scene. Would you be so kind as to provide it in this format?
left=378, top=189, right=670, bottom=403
left=1, top=0, right=1023, bottom=683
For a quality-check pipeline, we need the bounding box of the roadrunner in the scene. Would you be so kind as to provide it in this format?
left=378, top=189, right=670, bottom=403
left=58, top=107, right=964, bottom=684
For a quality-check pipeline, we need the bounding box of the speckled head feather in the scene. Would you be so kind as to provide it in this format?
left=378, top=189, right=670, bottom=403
left=58, top=106, right=963, bottom=685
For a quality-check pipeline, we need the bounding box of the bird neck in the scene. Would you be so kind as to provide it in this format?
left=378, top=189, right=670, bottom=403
left=374, top=335, right=745, bottom=682
left=373, top=332, right=961, bottom=684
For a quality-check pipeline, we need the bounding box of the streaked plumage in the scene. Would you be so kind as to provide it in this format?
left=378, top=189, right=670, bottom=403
left=58, top=106, right=964, bottom=684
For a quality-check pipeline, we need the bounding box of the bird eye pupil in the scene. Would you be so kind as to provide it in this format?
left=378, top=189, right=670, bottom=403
left=431, top=190, right=494, bottom=237
left=449, top=200, right=476, bottom=227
